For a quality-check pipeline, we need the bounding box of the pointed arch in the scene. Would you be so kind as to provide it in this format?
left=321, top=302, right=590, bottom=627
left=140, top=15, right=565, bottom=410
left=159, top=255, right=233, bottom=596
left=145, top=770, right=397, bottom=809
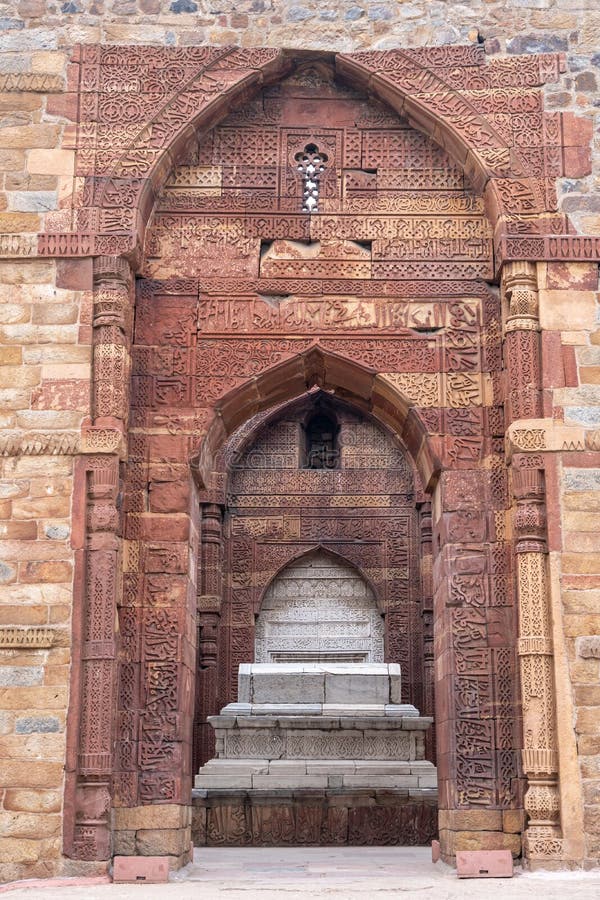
left=255, top=542, right=383, bottom=617
left=37, top=45, right=590, bottom=269
left=255, top=546, right=384, bottom=664
left=191, top=345, right=441, bottom=494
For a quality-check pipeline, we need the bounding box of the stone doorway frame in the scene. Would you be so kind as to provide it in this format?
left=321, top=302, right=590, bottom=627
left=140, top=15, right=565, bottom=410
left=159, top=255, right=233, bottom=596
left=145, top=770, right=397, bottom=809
left=46, top=45, right=597, bottom=870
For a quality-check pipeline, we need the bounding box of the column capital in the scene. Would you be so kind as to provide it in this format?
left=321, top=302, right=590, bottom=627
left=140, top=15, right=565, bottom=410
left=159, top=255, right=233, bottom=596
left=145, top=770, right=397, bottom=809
left=502, top=259, right=539, bottom=332
left=93, top=255, right=132, bottom=287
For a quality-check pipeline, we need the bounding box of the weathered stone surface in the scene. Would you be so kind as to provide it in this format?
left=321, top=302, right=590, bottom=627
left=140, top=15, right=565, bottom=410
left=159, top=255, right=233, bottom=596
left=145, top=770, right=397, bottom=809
left=1, top=7, right=600, bottom=877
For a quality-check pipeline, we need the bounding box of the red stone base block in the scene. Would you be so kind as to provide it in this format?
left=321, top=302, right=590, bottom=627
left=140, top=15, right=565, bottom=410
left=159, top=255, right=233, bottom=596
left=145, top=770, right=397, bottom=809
left=112, top=804, right=193, bottom=870
left=192, top=790, right=438, bottom=846
left=113, top=857, right=169, bottom=884
left=456, top=850, right=513, bottom=878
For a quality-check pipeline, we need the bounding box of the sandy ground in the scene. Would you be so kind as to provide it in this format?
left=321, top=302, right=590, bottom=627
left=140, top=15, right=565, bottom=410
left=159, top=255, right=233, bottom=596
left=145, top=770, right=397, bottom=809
left=3, top=847, right=600, bottom=899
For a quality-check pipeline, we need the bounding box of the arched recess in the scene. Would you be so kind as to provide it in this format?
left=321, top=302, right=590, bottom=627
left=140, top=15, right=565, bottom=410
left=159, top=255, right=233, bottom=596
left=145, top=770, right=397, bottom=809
left=38, top=43, right=585, bottom=269
left=255, top=547, right=384, bottom=664
left=193, top=383, right=430, bottom=771
left=191, top=345, right=441, bottom=494
left=255, top=543, right=384, bottom=619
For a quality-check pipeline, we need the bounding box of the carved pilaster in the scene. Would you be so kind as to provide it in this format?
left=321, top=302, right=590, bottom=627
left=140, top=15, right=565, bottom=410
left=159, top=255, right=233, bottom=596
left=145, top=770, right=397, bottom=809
left=419, top=502, right=435, bottom=762
left=199, top=503, right=224, bottom=609
left=503, top=260, right=542, bottom=422
left=66, top=253, right=132, bottom=860
left=194, top=503, right=224, bottom=770
left=513, top=462, right=561, bottom=859
left=70, top=455, right=120, bottom=860
left=502, top=261, right=562, bottom=862
left=92, top=255, right=133, bottom=430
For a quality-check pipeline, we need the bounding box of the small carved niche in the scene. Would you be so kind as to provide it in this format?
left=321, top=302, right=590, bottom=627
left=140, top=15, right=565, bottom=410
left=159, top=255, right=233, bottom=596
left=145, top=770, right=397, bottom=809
left=295, top=143, right=328, bottom=213
left=303, top=406, right=340, bottom=469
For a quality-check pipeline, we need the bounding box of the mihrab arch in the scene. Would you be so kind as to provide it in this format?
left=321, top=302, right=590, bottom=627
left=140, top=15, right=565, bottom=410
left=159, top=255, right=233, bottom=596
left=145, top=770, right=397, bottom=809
left=51, top=46, right=600, bottom=869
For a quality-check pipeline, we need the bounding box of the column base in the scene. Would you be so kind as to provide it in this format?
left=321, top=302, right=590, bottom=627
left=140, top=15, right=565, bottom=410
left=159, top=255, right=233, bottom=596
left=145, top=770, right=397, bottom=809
left=112, top=804, right=192, bottom=869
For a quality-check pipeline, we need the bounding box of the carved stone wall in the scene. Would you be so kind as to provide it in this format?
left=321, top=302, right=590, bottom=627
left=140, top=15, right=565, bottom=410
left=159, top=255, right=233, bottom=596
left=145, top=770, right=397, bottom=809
left=2, top=31, right=600, bottom=880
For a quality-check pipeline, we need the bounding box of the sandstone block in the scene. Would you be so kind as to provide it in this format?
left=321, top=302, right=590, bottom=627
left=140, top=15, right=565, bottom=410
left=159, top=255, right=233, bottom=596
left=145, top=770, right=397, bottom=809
left=0, top=561, right=18, bottom=583
left=545, top=262, right=599, bottom=291
left=113, top=856, right=169, bottom=884
left=28, top=149, right=73, bottom=175
left=0, top=149, right=26, bottom=172
left=456, top=849, right=513, bottom=878
left=0, top=666, right=42, bottom=687
left=135, top=828, right=189, bottom=858
left=32, top=304, right=79, bottom=325
left=0, top=811, right=61, bottom=840
left=0, top=522, right=37, bottom=541
left=576, top=708, right=600, bottom=735
left=502, top=810, right=525, bottom=834
left=112, top=831, right=136, bottom=856
left=0, top=687, right=68, bottom=711
left=0, top=347, right=22, bottom=365
left=577, top=636, right=600, bottom=658
left=454, top=831, right=522, bottom=857
left=8, top=191, right=58, bottom=213
left=19, top=560, right=72, bottom=583
left=113, top=804, right=189, bottom=832
left=2, top=759, right=63, bottom=788
left=149, top=480, right=190, bottom=514
left=539, top=290, right=597, bottom=331
left=31, top=51, right=67, bottom=74
left=0, top=605, right=46, bottom=625
left=3, top=789, right=61, bottom=814
left=0, top=388, right=30, bottom=410
left=0, top=734, right=65, bottom=761
left=0, top=305, right=30, bottom=326
left=0, top=212, right=40, bottom=232
left=0, top=365, right=40, bottom=388
left=0, top=260, right=54, bottom=284
left=564, top=615, right=600, bottom=637
left=0, top=837, right=40, bottom=864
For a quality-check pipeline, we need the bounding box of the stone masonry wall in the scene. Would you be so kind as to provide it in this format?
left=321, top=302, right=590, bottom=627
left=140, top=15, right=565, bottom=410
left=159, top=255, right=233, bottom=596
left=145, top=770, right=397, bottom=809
left=0, top=0, right=600, bottom=882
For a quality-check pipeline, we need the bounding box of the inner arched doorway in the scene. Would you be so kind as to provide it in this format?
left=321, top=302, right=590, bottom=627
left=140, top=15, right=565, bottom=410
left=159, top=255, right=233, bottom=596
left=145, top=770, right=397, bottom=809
left=193, top=409, right=439, bottom=847
left=194, top=392, right=434, bottom=777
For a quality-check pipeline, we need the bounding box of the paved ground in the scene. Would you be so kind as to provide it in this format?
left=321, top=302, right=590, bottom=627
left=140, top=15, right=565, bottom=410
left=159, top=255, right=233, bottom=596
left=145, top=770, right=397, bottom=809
left=4, top=847, right=600, bottom=899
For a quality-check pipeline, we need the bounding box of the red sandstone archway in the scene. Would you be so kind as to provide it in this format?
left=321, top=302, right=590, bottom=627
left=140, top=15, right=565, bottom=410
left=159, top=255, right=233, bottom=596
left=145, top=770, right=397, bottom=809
left=192, top=346, right=440, bottom=494
left=58, top=45, right=595, bottom=867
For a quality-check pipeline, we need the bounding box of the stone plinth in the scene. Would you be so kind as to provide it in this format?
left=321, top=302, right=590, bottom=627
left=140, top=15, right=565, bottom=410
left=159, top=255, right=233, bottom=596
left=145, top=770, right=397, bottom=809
left=195, top=663, right=436, bottom=843
left=191, top=788, right=438, bottom=847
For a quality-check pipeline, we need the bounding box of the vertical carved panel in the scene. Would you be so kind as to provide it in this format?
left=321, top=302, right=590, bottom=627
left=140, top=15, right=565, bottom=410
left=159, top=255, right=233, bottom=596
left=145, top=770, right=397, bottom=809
left=419, top=502, right=435, bottom=762
left=195, top=503, right=224, bottom=771
left=92, top=255, right=133, bottom=426
left=70, top=456, right=120, bottom=860
left=504, top=259, right=562, bottom=862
